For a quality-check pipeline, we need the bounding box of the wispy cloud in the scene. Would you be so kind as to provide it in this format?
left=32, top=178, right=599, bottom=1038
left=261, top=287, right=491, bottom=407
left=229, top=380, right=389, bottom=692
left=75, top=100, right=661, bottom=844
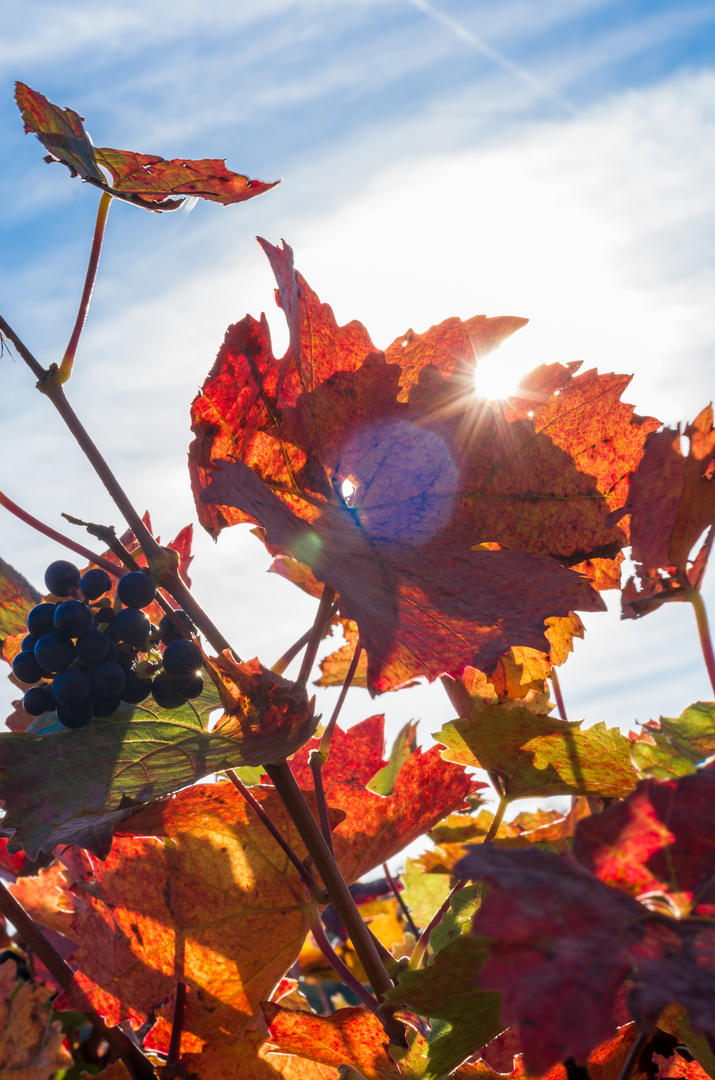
left=405, top=0, right=578, bottom=115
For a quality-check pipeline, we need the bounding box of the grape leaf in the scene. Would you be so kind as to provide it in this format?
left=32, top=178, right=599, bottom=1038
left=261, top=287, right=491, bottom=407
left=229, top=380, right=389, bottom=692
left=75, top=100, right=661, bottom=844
left=0, top=661, right=317, bottom=859
left=573, top=760, right=715, bottom=917
left=188, top=240, right=665, bottom=690
left=366, top=721, right=418, bottom=796
left=262, top=1004, right=397, bottom=1080
left=201, top=457, right=604, bottom=693
left=16, top=83, right=278, bottom=211
left=435, top=705, right=636, bottom=800
left=56, top=783, right=319, bottom=1044
left=615, top=406, right=715, bottom=617
left=401, top=857, right=452, bottom=928
left=454, top=844, right=715, bottom=1075
left=631, top=702, right=715, bottom=779
left=286, top=716, right=480, bottom=883
left=0, top=554, right=40, bottom=647
left=385, top=884, right=503, bottom=1078
left=0, top=959, right=72, bottom=1080
left=9, top=862, right=78, bottom=940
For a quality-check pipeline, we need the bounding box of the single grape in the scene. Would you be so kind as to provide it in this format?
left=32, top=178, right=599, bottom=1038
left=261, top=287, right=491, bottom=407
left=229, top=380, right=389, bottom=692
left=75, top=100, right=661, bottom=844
left=151, top=677, right=186, bottom=709
left=26, top=603, right=57, bottom=638
left=79, top=568, right=113, bottom=600
left=44, top=560, right=81, bottom=597
left=34, top=632, right=77, bottom=674
left=172, top=673, right=204, bottom=700
left=158, top=609, right=195, bottom=645
left=56, top=699, right=94, bottom=730
left=88, top=660, right=126, bottom=698
left=52, top=669, right=91, bottom=709
left=92, top=695, right=123, bottom=717
left=12, top=651, right=43, bottom=685
left=54, top=599, right=93, bottom=638
left=117, top=571, right=156, bottom=609
left=22, top=684, right=55, bottom=716
left=112, top=607, right=151, bottom=647
left=76, top=629, right=110, bottom=665
left=162, top=639, right=202, bottom=678
left=20, top=634, right=38, bottom=653
left=120, top=670, right=153, bottom=705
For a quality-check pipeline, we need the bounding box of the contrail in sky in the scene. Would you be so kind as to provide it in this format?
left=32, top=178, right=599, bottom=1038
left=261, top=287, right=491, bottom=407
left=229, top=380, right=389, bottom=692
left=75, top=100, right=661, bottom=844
left=406, top=0, right=578, bottom=117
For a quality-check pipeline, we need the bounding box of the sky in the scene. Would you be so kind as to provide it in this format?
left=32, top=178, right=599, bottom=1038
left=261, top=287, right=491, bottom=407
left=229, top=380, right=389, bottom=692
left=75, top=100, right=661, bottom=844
left=1, top=0, right=715, bottom=817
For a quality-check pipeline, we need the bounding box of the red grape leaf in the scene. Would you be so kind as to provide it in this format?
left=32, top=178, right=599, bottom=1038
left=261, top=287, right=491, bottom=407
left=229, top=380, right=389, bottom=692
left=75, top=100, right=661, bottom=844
left=56, top=783, right=321, bottom=1044
left=616, top=406, right=715, bottom=616
left=435, top=705, right=637, bottom=800
left=453, top=844, right=715, bottom=1075
left=189, top=241, right=662, bottom=688
left=200, top=457, right=604, bottom=692
left=573, top=760, right=715, bottom=917
left=261, top=1004, right=397, bottom=1080
left=630, top=702, right=715, bottom=780
left=0, top=959, right=73, bottom=1079
left=0, top=661, right=316, bottom=859
left=654, top=1052, right=711, bottom=1080
left=9, top=862, right=79, bottom=940
left=286, top=716, right=481, bottom=883
left=0, top=554, right=40, bottom=647
left=385, top=883, right=503, bottom=1077
left=15, top=83, right=278, bottom=211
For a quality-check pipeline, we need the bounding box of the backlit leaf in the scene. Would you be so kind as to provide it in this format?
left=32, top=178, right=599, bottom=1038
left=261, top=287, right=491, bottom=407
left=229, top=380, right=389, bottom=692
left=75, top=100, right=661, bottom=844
left=0, top=554, right=40, bottom=648
left=630, top=702, right=715, bottom=779
left=16, top=83, right=278, bottom=211
left=366, top=721, right=418, bottom=796
left=262, top=1004, right=396, bottom=1080
left=435, top=705, right=636, bottom=800
left=0, top=662, right=316, bottom=858
left=0, top=959, right=72, bottom=1080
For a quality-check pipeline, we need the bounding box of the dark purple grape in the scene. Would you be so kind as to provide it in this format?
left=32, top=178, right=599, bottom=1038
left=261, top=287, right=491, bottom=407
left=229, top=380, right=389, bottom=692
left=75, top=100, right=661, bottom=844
left=57, top=699, right=94, bottom=729
left=172, top=673, right=204, bottom=700
left=162, top=639, right=202, bottom=678
left=93, top=695, right=123, bottom=717
left=76, top=629, right=110, bottom=665
left=54, top=600, right=92, bottom=638
left=44, top=560, right=81, bottom=597
left=116, top=648, right=136, bottom=671
left=88, top=660, right=126, bottom=698
left=117, top=572, right=156, bottom=609
left=120, top=670, right=153, bottom=704
left=158, top=609, right=195, bottom=645
left=112, top=607, right=150, bottom=646
left=12, top=651, right=43, bottom=685
left=22, top=684, right=55, bottom=716
left=52, top=669, right=91, bottom=708
left=95, top=605, right=114, bottom=625
left=80, top=568, right=113, bottom=600
left=20, top=634, right=38, bottom=653
left=34, top=632, right=76, bottom=674
left=26, top=603, right=57, bottom=638
left=151, top=677, right=186, bottom=709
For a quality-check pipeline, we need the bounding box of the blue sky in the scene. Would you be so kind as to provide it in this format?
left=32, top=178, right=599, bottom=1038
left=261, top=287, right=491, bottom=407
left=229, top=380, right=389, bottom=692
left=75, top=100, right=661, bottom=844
left=2, top=0, right=715, bottom=780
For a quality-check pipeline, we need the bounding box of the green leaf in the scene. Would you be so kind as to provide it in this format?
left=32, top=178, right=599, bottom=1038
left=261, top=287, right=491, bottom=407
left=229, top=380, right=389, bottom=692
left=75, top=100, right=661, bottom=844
left=401, top=856, right=452, bottom=929
left=366, top=720, right=418, bottom=796
left=631, top=701, right=715, bottom=779
left=0, top=555, right=41, bottom=646
left=0, top=672, right=317, bottom=859
left=435, top=705, right=637, bottom=801
left=385, top=884, right=503, bottom=1078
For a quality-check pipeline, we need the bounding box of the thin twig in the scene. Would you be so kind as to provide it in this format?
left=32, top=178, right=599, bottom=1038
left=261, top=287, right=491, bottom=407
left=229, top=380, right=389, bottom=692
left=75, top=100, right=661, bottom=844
left=551, top=666, right=568, bottom=721
left=382, top=862, right=419, bottom=940
left=271, top=601, right=339, bottom=675
left=310, top=751, right=335, bottom=857
left=0, top=491, right=123, bottom=577
left=614, top=1031, right=649, bottom=1080
left=317, top=636, right=362, bottom=759
left=0, top=880, right=156, bottom=1080
left=408, top=878, right=466, bottom=971
left=58, top=192, right=112, bottom=383
left=297, top=586, right=336, bottom=688
left=308, top=912, right=381, bottom=1015
left=0, top=314, right=46, bottom=380
left=166, top=982, right=186, bottom=1067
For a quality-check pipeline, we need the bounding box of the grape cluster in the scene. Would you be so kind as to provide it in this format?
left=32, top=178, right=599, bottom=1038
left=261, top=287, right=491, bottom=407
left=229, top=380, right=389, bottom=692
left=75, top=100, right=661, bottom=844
left=13, top=559, right=204, bottom=730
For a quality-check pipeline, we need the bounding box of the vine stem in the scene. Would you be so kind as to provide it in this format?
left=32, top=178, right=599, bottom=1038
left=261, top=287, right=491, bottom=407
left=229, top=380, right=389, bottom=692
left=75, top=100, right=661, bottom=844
left=686, top=588, right=715, bottom=696
left=551, top=666, right=568, bottom=721
left=297, top=586, right=336, bottom=688
left=483, top=795, right=508, bottom=844
left=0, top=880, right=156, bottom=1080
left=264, top=761, right=406, bottom=1047
left=407, top=878, right=466, bottom=972
left=271, top=601, right=339, bottom=676
left=382, top=862, right=419, bottom=940
left=57, top=192, right=112, bottom=384
left=166, top=982, right=186, bottom=1068
left=0, top=490, right=123, bottom=577
left=308, top=911, right=381, bottom=1015
left=614, top=1031, right=649, bottom=1080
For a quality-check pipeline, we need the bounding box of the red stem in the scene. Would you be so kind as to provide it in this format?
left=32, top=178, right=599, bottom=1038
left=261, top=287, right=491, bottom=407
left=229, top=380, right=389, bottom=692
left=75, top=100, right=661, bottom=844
left=0, top=489, right=123, bottom=577
left=271, top=601, right=339, bottom=676
left=551, top=666, right=568, bottom=721
left=308, top=912, right=381, bottom=1014
left=58, top=192, right=112, bottom=383
left=687, top=588, right=715, bottom=696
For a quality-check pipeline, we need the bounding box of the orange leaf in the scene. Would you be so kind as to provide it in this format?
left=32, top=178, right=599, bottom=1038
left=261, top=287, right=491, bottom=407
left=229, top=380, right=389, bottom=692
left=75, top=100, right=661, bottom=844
left=262, top=1004, right=396, bottom=1080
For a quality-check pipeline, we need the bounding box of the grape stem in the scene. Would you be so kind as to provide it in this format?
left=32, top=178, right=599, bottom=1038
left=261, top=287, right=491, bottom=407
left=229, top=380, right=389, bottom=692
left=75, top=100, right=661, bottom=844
left=56, top=192, right=113, bottom=385
left=0, top=879, right=156, bottom=1080
left=483, top=795, right=509, bottom=844
left=685, top=587, right=715, bottom=696
left=307, top=907, right=382, bottom=1015
left=0, top=490, right=123, bottom=577
left=271, top=601, right=339, bottom=675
